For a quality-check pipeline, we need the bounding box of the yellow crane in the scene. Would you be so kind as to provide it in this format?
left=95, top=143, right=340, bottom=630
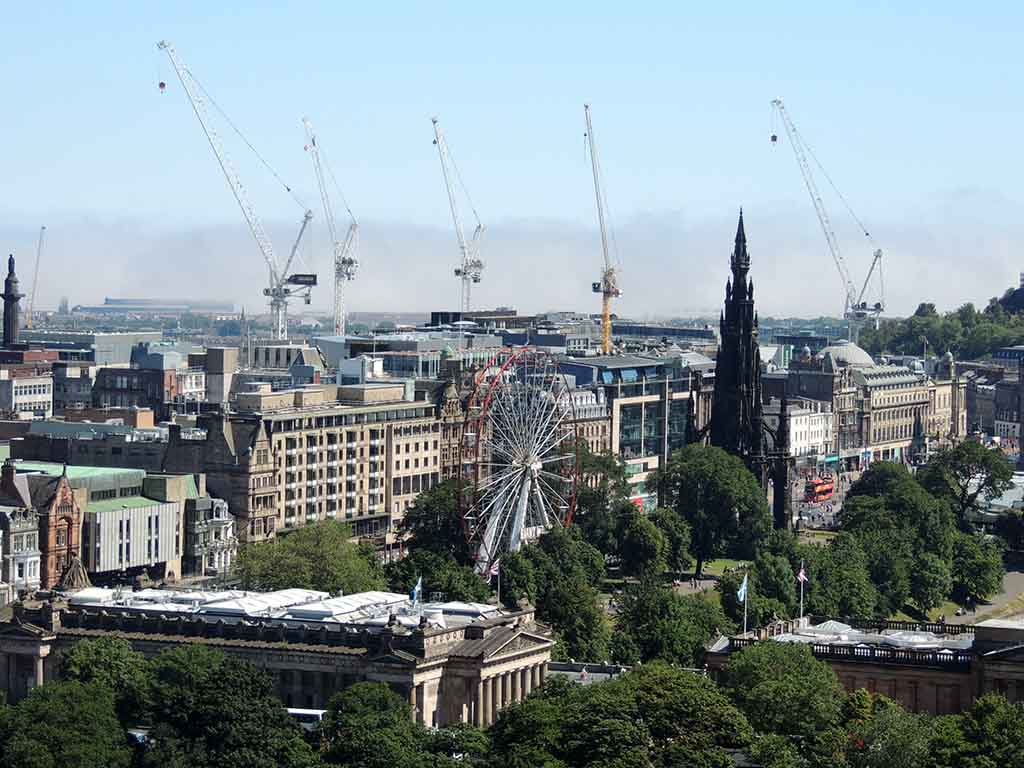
left=583, top=105, right=620, bottom=354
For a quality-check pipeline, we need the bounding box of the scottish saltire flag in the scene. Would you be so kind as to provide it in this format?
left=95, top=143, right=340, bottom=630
left=410, top=576, right=422, bottom=604
left=737, top=574, right=748, bottom=603
left=797, top=562, right=808, bottom=583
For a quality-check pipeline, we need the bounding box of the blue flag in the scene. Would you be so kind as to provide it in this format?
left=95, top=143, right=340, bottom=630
left=737, top=574, right=748, bottom=604
left=410, top=576, right=422, bottom=605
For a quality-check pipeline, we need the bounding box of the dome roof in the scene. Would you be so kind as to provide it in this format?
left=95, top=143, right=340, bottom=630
left=818, top=340, right=875, bottom=368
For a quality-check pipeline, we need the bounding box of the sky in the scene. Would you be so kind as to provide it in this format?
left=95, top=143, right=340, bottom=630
left=1, top=3, right=1022, bottom=319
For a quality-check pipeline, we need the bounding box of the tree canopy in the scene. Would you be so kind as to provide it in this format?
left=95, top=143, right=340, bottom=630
left=0, top=681, right=132, bottom=768
left=652, top=444, right=770, bottom=577
left=917, top=441, right=1014, bottom=528
left=489, top=663, right=753, bottom=768
left=395, top=479, right=473, bottom=565
left=234, top=520, right=385, bottom=595
left=723, top=642, right=845, bottom=741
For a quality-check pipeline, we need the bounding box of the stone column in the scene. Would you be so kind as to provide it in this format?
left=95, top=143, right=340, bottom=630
left=523, top=666, right=533, bottom=696
left=491, top=675, right=500, bottom=717
left=33, top=656, right=43, bottom=689
left=474, top=681, right=484, bottom=727
left=483, top=677, right=493, bottom=727
left=541, top=662, right=548, bottom=684
left=511, top=667, right=521, bottom=702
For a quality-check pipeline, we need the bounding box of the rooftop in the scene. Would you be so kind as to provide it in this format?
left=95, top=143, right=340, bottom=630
left=86, top=495, right=167, bottom=514
left=67, top=587, right=506, bottom=630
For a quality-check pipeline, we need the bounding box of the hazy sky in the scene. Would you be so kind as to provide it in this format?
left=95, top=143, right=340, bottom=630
left=2, top=3, right=1021, bottom=319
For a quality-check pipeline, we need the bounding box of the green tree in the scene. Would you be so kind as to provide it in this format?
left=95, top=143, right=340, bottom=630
left=910, top=552, right=953, bottom=615
left=929, top=693, right=1024, bottom=768
left=918, top=441, right=1014, bottom=528
left=495, top=549, right=537, bottom=609
left=723, top=642, right=844, bottom=741
left=650, top=506, right=692, bottom=574
left=654, top=444, right=771, bottom=577
left=60, top=637, right=152, bottom=725
left=618, top=512, right=667, bottom=579
left=396, top=480, right=472, bottom=565
left=615, top=580, right=732, bottom=666
left=805, top=533, right=879, bottom=618
left=846, top=704, right=937, bottom=768
left=321, top=682, right=419, bottom=768
left=385, top=549, right=490, bottom=603
left=144, top=646, right=317, bottom=768
left=951, top=533, right=1005, bottom=605
left=544, top=572, right=611, bottom=662
left=235, top=520, right=385, bottom=594
left=0, top=681, right=132, bottom=768
left=575, top=444, right=631, bottom=557
left=489, top=662, right=752, bottom=768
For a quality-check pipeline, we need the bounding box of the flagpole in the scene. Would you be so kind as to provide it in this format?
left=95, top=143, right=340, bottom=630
left=496, top=564, right=501, bottom=607
left=743, top=587, right=748, bottom=635
left=799, top=569, right=804, bottom=622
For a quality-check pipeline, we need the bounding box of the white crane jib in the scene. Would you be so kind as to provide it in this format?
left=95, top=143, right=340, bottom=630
left=157, top=40, right=315, bottom=340
left=26, top=225, right=45, bottom=330
left=770, top=98, right=885, bottom=344
left=432, top=117, right=484, bottom=314
left=303, top=117, right=358, bottom=337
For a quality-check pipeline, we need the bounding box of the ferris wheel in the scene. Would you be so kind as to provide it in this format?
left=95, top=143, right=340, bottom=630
left=460, top=348, right=581, bottom=575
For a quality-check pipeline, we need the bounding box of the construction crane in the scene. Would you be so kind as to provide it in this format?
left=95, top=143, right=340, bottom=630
left=157, top=40, right=315, bottom=340
left=584, top=104, right=621, bottom=355
left=431, top=117, right=484, bottom=313
left=303, top=117, right=358, bottom=337
left=770, top=98, right=884, bottom=344
left=24, top=225, right=45, bottom=330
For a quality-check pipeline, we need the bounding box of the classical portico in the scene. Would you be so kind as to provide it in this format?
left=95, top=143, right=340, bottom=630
left=0, top=617, right=55, bottom=703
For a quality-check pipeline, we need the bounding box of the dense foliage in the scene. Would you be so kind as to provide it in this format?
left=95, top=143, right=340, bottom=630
left=499, top=525, right=611, bottom=662
left=489, top=663, right=753, bottom=768
left=235, top=520, right=385, bottom=595
left=859, top=295, right=1024, bottom=359
left=612, top=579, right=733, bottom=667
left=651, top=444, right=771, bottom=577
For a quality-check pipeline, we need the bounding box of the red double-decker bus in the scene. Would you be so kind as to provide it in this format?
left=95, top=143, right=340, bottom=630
left=804, top=477, right=834, bottom=503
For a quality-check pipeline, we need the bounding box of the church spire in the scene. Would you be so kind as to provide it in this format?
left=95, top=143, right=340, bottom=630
left=731, top=209, right=749, bottom=272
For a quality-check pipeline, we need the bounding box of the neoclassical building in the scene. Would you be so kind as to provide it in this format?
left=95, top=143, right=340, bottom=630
left=0, top=587, right=552, bottom=727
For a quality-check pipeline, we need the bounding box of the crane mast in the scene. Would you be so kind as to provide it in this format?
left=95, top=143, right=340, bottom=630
left=303, top=117, right=358, bottom=337
left=584, top=104, right=620, bottom=355
left=770, top=98, right=884, bottom=343
left=158, top=40, right=314, bottom=340
left=432, top=117, right=483, bottom=313
left=25, top=225, right=45, bottom=330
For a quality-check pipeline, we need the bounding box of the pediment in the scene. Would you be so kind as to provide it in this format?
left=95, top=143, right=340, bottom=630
left=0, top=618, right=54, bottom=640
left=489, top=630, right=552, bottom=659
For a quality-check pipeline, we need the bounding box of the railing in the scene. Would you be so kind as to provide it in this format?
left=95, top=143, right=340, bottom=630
left=810, top=616, right=974, bottom=636
left=729, top=637, right=972, bottom=671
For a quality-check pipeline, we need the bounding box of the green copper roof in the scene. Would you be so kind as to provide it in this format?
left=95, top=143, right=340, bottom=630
left=87, top=496, right=166, bottom=514
left=14, top=461, right=145, bottom=481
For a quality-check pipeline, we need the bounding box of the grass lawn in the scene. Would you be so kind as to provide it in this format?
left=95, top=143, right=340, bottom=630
left=702, top=558, right=746, bottom=577
left=892, top=599, right=963, bottom=622
left=798, top=529, right=837, bottom=546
